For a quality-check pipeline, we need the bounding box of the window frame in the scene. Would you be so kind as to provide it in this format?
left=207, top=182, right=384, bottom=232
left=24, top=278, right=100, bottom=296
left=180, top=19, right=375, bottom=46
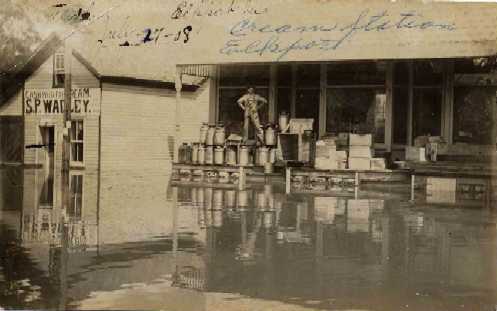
left=53, top=53, right=65, bottom=88
left=70, top=119, right=85, bottom=167
left=68, top=171, right=84, bottom=220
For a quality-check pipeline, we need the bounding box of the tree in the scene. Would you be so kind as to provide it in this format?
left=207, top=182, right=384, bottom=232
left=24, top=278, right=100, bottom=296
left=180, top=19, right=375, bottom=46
left=0, top=0, right=42, bottom=74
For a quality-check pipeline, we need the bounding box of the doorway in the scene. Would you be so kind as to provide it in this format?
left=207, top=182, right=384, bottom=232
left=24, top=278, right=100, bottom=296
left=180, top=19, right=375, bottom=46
left=39, top=126, right=55, bottom=207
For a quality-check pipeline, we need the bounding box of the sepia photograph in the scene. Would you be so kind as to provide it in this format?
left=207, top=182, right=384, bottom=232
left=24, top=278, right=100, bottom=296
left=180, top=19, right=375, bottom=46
left=1, top=0, right=497, bottom=310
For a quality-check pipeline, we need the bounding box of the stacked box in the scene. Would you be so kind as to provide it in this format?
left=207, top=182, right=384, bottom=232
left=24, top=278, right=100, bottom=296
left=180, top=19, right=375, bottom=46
left=347, top=199, right=371, bottom=233
left=406, top=146, right=427, bottom=162
left=348, top=134, right=373, bottom=170
left=314, top=197, right=337, bottom=224
left=371, top=158, right=387, bottom=170
left=315, top=139, right=344, bottom=170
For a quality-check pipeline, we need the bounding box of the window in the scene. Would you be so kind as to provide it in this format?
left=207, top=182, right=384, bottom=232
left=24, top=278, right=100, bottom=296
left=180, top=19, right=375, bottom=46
left=412, top=61, right=443, bottom=138
left=69, top=174, right=83, bottom=219
left=70, top=120, right=84, bottom=163
left=218, top=65, right=269, bottom=136
left=53, top=53, right=65, bottom=88
left=326, top=62, right=386, bottom=143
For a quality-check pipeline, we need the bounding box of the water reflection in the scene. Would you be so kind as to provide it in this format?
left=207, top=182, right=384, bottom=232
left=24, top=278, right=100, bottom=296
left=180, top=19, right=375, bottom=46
left=0, top=167, right=496, bottom=310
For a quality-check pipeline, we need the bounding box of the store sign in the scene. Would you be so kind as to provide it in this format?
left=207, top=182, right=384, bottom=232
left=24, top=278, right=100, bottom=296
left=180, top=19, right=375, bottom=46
left=24, top=88, right=100, bottom=115
left=168, top=0, right=497, bottom=64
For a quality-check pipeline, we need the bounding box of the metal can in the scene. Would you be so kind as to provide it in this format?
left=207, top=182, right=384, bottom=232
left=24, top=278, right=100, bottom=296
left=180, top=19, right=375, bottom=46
left=214, top=125, right=226, bottom=146
left=265, top=124, right=276, bottom=146
left=225, top=190, right=236, bottom=208
left=206, top=124, right=216, bottom=146
left=205, top=146, right=214, bottom=165
left=279, top=111, right=289, bottom=133
left=199, top=123, right=209, bottom=144
left=214, top=146, right=225, bottom=165
left=225, top=146, right=237, bottom=166
left=197, top=145, right=206, bottom=165
left=239, top=146, right=250, bottom=167
left=237, top=189, right=248, bottom=208
left=257, top=147, right=269, bottom=166
left=191, top=143, right=199, bottom=164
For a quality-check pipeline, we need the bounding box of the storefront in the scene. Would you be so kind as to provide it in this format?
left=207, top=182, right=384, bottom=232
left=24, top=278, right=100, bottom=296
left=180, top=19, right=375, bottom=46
left=174, top=1, right=497, bottom=161
left=211, top=59, right=497, bottom=159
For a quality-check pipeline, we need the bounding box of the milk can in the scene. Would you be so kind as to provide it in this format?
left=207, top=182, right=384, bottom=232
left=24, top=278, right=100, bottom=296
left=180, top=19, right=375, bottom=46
left=205, top=187, right=213, bottom=210
left=199, top=123, right=209, bottom=144
left=263, top=211, right=274, bottom=229
left=225, top=146, right=237, bottom=166
left=214, top=146, right=225, bottom=165
left=183, top=143, right=192, bottom=164
left=197, top=145, right=206, bottom=165
left=191, top=143, right=199, bottom=164
left=213, top=189, right=224, bottom=210
left=239, top=145, right=250, bottom=167
left=214, top=124, right=226, bottom=146
left=265, top=124, right=276, bottom=146
left=178, top=143, right=186, bottom=163
left=237, top=190, right=248, bottom=208
left=213, top=210, right=223, bottom=228
left=206, top=124, right=216, bottom=146
left=256, top=191, right=267, bottom=210
left=225, top=190, right=236, bottom=208
left=269, top=148, right=276, bottom=164
left=257, top=147, right=269, bottom=166
left=279, top=111, right=289, bottom=133
left=205, top=146, right=214, bottom=165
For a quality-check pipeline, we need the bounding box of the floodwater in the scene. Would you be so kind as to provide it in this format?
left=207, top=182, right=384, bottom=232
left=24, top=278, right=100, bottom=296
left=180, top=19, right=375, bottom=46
left=1, top=166, right=497, bottom=311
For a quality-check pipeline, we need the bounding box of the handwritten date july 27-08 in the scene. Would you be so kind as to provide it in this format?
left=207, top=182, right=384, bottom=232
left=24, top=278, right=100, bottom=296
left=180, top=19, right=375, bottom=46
left=99, top=25, right=193, bottom=47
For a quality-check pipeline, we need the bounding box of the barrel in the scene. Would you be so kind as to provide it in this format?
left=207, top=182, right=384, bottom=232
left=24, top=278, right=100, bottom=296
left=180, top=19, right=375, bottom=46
left=197, top=145, right=206, bottom=165
left=225, top=146, right=237, bottom=166
left=239, top=146, right=250, bottom=167
left=265, top=124, right=276, bottom=146
left=214, top=125, right=226, bottom=146
left=205, top=146, right=214, bottom=165
left=199, top=123, right=209, bottom=144
left=206, top=124, right=216, bottom=146
left=214, top=146, right=225, bottom=165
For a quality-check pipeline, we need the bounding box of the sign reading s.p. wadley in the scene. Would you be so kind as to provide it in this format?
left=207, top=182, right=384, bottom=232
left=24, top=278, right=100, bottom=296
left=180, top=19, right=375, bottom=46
left=24, top=88, right=100, bottom=115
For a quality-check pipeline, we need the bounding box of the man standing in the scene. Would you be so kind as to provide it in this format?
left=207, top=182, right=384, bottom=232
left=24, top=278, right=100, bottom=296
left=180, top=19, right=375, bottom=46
left=237, top=86, right=267, bottom=143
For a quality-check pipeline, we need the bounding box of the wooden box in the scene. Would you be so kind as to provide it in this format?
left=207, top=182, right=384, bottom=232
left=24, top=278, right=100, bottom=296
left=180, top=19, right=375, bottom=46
left=349, top=133, right=372, bottom=146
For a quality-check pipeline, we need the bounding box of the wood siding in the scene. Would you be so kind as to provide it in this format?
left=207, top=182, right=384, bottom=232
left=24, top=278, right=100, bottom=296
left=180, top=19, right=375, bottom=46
left=180, top=79, right=211, bottom=143
left=100, top=83, right=176, bottom=175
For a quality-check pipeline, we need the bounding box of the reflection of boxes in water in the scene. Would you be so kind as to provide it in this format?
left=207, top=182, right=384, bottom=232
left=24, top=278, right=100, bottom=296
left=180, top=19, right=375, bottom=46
left=369, top=199, right=385, bottom=211
left=314, top=197, right=337, bottom=223
left=349, top=134, right=372, bottom=146
left=347, top=199, right=370, bottom=233
left=349, top=146, right=373, bottom=158
left=427, top=177, right=457, bottom=204
left=370, top=158, right=386, bottom=170
left=348, top=157, right=371, bottom=170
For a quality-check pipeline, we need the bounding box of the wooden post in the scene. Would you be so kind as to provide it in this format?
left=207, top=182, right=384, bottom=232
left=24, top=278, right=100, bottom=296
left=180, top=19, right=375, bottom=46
left=174, top=66, right=183, bottom=162
left=319, top=64, right=327, bottom=139
left=407, top=61, right=414, bottom=146
left=385, top=62, right=394, bottom=152
left=269, top=65, right=277, bottom=123
left=410, top=174, right=415, bottom=202
left=285, top=167, right=291, bottom=194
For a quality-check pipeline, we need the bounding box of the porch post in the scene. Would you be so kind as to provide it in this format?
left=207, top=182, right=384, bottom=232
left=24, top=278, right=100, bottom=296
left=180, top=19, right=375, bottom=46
left=407, top=61, right=414, bottom=146
left=269, top=64, right=277, bottom=123
left=385, top=62, right=394, bottom=152
left=174, top=66, right=183, bottom=162
left=442, top=61, right=454, bottom=144
left=319, top=64, right=327, bottom=138
left=290, top=64, right=297, bottom=118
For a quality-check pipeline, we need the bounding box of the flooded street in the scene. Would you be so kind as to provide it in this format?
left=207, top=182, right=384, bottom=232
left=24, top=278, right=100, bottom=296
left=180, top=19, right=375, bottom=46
left=1, top=167, right=496, bottom=311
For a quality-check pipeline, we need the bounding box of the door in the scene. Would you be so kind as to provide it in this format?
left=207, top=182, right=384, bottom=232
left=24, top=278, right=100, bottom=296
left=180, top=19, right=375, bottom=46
left=39, top=126, right=55, bottom=207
